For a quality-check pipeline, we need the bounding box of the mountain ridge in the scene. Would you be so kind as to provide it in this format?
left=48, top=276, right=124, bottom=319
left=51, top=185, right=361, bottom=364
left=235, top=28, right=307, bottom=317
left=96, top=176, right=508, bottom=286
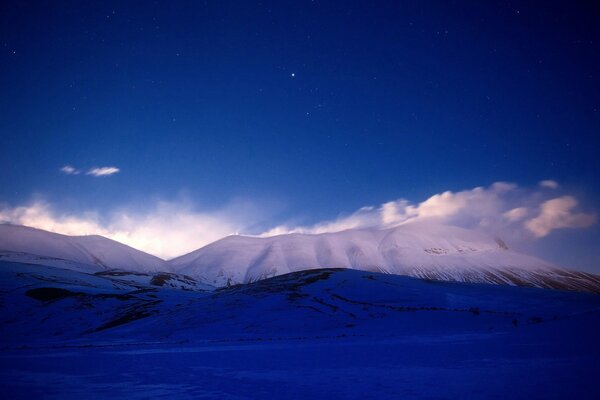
left=0, top=223, right=168, bottom=273
left=169, top=222, right=600, bottom=292
left=2, top=222, right=600, bottom=293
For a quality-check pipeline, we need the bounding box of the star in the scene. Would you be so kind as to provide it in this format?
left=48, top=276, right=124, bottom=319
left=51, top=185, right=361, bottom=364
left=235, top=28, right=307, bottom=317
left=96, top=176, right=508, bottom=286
left=291, top=73, right=295, bottom=77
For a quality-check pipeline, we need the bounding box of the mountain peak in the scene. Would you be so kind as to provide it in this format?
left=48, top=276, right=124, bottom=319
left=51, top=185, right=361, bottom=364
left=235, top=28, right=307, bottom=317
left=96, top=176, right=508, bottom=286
left=0, top=223, right=167, bottom=273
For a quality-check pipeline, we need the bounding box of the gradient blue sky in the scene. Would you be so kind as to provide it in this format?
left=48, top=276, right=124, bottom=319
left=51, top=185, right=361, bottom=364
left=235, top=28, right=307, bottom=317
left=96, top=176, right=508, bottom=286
left=0, top=1, right=599, bottom=269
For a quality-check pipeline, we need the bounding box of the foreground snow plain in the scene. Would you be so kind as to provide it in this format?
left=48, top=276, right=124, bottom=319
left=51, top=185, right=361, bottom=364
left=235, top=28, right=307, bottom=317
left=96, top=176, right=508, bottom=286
left=1, top=259, right=599, bottom=399
left=2, top=330, right=599, bottom=400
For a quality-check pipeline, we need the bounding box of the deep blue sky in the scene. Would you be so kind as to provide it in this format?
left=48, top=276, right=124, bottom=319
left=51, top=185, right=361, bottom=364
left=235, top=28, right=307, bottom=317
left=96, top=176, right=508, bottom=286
left=1, top=1, right=599, bottom=266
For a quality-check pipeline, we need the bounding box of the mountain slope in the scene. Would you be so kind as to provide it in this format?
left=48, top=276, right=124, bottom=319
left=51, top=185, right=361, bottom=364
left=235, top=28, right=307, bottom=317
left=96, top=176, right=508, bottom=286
left=2, top=264, right=599, bottom=345
left=170, top=222, right=600, bottom=292
left=0, top=224, right=168, bottom=273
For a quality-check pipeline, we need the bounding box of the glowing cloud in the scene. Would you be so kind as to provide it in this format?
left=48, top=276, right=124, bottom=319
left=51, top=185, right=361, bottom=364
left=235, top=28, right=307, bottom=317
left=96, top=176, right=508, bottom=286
left=0, top=200, right=252, bottom=259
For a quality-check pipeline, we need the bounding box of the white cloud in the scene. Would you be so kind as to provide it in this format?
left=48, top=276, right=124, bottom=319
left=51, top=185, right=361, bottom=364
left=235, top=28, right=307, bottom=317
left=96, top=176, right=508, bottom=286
left=261, top=181, right=596, bottom=240
left=60, top=165, right=80, bottom=175
left=525, top=196, right=597, bottom=238
left=87, top=167, right=120, bottom=177
left=539, top=180, right=559, bottom=189
left=262, top=182, right=517, bottom=235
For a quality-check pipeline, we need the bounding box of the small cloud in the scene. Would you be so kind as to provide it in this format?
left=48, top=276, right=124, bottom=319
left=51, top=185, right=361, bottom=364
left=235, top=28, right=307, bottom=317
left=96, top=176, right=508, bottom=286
left=60, top=165, right=80, bottom=175
left=539, top=180, right=559, bottom=189
left=87, top=167, right=120, bottom=177
left=525, top=196, right=596, bottom=238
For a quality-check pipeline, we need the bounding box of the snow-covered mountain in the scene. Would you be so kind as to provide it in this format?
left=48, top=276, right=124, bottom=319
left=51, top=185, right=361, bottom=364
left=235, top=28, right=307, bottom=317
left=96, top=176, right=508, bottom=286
left=2, top=222, right=599, bottom=293
left=170, top=222, right=600, bottom=292
left=0, top=224, right=168, bottom=273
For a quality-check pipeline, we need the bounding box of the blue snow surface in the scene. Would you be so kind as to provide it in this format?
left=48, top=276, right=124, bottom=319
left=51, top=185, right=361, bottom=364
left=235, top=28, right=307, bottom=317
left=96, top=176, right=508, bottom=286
left=1, top=260, right=599, bottom=399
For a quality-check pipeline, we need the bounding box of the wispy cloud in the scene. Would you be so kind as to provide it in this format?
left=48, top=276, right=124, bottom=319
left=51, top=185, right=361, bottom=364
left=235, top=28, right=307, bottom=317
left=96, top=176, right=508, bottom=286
left=60, top=165, right=120, bottom=177
left=261, top=181, right=596, bottom=240
left=60, top=165, right=80, bottom=175
left=87, top=167, right=120, bottom=177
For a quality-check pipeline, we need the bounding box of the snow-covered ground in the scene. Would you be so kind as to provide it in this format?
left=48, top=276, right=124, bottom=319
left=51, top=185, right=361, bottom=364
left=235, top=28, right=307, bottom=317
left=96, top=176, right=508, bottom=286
left=1, top=223, right=600, bottom=398
left=1, top=260, right=599, bottom=399
left=2, top=330, right=599, bottom=400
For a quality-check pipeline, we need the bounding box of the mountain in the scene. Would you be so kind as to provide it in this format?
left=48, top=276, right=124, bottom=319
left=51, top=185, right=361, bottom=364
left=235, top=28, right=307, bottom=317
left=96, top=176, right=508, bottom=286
left=0, top=224, right=168, bottom=273
left=1, top=228, right=600, bottom=398
left=170, top=221, right=600, bottom=292
left=2, top=222, right=599, bottom=293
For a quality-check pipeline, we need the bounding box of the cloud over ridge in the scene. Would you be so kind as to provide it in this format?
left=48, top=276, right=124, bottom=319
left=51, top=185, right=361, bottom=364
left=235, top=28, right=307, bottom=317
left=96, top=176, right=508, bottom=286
left=261, top=181, right=596, bottom=240
left=0, top=200, right=248, bottom=259
left=0, top=180, right=596, bottom=259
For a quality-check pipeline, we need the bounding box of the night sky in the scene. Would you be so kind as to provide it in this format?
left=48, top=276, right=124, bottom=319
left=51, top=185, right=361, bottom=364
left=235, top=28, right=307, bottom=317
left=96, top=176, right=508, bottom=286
left=1, top=1, right=599, bottom=268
